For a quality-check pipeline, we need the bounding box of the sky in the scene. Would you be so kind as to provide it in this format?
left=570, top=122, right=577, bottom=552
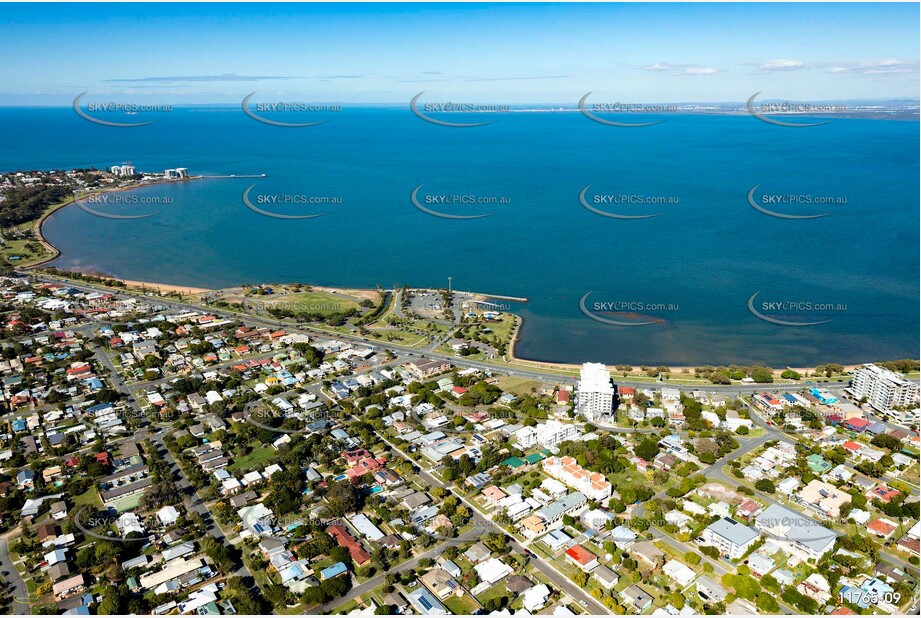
left=1, top=2, right=918, bottom=105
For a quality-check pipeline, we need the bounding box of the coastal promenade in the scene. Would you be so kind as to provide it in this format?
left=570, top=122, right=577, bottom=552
left=27, top=271, right=871, bottom=396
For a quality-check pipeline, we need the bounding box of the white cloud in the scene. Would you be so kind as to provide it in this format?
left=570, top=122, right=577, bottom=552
left=642, top=63, right=677, bottom=71
left=758, top=59, right=806, bottom=72
left=639, top=63, right=720, bottom=75
left=683, top=67, right=719, bottom=76
left=822, top=59, right=919, bottom=75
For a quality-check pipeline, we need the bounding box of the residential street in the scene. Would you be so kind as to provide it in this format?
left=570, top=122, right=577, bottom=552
left=0, top=534, right=29, bottom=615
left=367, top=424, right=611, bottom=615
left=12, top=271, right=916, bottom=616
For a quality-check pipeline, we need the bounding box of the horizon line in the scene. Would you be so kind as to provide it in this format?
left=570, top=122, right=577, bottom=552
left=2, top=97, right=920, bottom=109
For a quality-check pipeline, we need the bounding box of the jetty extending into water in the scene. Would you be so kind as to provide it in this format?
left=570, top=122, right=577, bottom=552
left=199, top=173, right=268, bottom=179
left=454, top=289, right=528, bottom=303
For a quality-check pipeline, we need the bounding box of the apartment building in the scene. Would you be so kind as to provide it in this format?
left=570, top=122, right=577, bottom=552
left=542, top=455, right=612, bottom=501
left=576, top=362, right=615, bottom=421
left=849, top=363, right=919, bottom=414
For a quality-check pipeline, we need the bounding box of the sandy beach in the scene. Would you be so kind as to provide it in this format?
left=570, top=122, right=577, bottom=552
left=114, top=278, right=214, bottom=295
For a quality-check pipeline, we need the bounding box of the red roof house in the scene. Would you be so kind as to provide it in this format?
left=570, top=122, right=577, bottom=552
left=565, top=545, right=600, bottom=571
left=326, top=524, right=371, bottom=565
left=845, top=418, right=871, bottom=432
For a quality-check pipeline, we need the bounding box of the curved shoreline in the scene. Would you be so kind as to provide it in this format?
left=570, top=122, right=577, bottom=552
left=27, top=176, right=203, bottom=271
left=25, top=194, right=911, bottom=374
left=503, top=305, right=873, bottom=377
left=30, top=196, right=69, bottom=267
left=31, top=262, right=900, bottom=376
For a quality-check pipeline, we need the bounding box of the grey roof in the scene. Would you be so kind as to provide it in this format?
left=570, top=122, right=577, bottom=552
left=506, top=575, right=533, bottom=593
left=747, top=552, right=774, bottom=572
left=754, top=503, right=836, bottom=553
left=705, top=517, right=759, bottom=547
left=537, top=491, right=586, bottom=521
left=696, top=576, right=728, bottom=601
left=383, top=592, right=407, bottom=608
left=411, top=505, right=440, bottom=525
left=403, top=492, right=431, bottom=510
left=121, top=555, right=150, bottom=571
left=592, top=565, right=619, bottom=584
left=304, top=467, right=322, bottom=482
left=621, top=584, right=653, bottom=608
left=464, top=541, right=491, bottom=562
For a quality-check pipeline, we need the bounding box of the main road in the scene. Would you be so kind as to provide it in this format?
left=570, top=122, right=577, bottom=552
left=30, top=272, right=920, bottom=602
left=32, top=273, right=861, bottom=395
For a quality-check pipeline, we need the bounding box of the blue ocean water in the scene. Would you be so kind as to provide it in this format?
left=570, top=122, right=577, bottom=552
left=0, top=106, right=917, bottom=366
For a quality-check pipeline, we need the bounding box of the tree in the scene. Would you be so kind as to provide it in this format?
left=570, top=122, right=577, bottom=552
left=754, top=479, right=775, bottom=494
left=782, top=587, right=818, bottom=614
left=870, top=434, right=900, bottom=451
left=700, top=546, right=720, bottom=559
left=202, top=537, right=237, bottom=573
left=300, top=586, right=327, bottom=606
left=635, top=438, right=660, bottom=461
left=97, top=585, right=130, bottom=615
left=761, top=574, right=779, bottom=592
left=139, top=480, right=181, bottom=510
left=756, top=593, right=779, bottom=613
left=330, top=546, right=351, bottom=565
left=728, top=574, right=761, bottom=601
left=825, top=363, right=844, bottom=377
left=693, top=438, right=718, bottom=459
left=326, top=480, right=363, bottom=516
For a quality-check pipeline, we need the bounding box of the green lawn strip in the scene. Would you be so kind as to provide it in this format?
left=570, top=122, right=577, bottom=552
left=73, top=485, right=103, bottom=507
left=330, top=598, right=359, bottom=614
left=257, top=291, right=369, bottom=322
left=0, top=238, right=52, bottom=266
left=443, top=591, right=482, bottom=614
left=474, top=582, right=509, bottom=605
left=365, top=328, right=429, bottom=347
left=227, top=444, right=276, bottom=472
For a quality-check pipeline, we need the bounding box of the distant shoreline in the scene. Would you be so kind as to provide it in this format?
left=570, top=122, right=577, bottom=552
left=1, top=105, right=918, bottom=123
left=2, top=101, right=918, bottom=108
